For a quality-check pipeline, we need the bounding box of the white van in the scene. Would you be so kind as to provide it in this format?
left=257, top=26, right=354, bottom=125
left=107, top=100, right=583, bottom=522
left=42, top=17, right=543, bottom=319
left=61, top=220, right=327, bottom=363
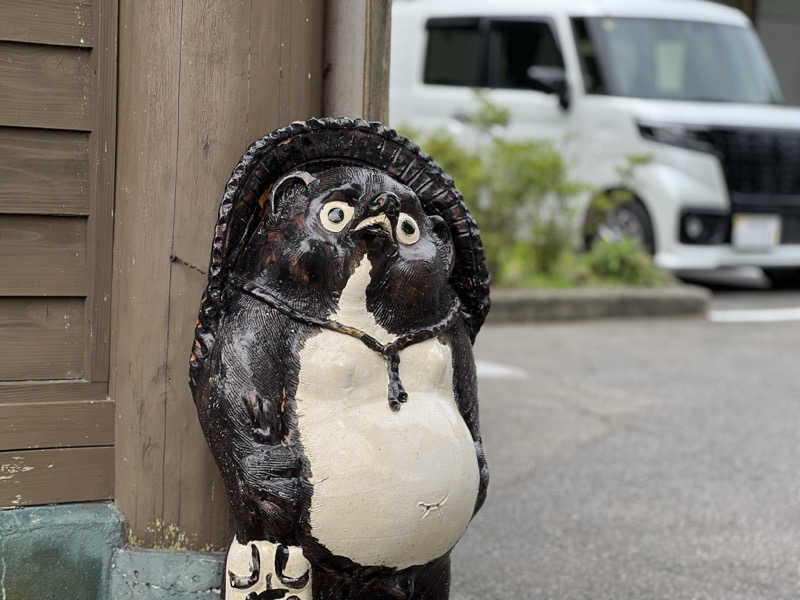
left=389, top=0, right=800, bottom=285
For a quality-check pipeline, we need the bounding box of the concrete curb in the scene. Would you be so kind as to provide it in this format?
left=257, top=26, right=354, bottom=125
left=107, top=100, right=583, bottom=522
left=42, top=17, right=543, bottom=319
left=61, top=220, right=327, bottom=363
left=488, top=284, right=710, bottom=322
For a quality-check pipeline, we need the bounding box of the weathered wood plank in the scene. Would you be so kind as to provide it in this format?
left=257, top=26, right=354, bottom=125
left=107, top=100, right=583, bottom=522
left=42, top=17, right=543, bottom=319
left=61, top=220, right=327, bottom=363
left=322, top=0, right=390, bottom=120
left=170, top=0, right=252, bottom=276
left=85, top=0, right=118, bottom=382
left=164, top=265, right=230, bottom=548
left=0, top=128, right=89, bottom=215
left=0, top=215, right=88, bottom=296
left=244, top=1, right=282, bottom=140
left=0, top=446, right=113, bottom=507
left=364, top=0, right=391, bottom=122
left=0, top=381, right=107, bottom=405
left=162, top=0, right=257, bottom=548
left=0, top=399, right=113, bottom=451
left=158, top=0, right=323, bottom=549
left=0, top=0, right=95, bottom=47
left=0, top=298, right=85, bottom=380
left=115, top=0, right=326, bottom=549
left=278, top=0, right=324, bottom=125
left=0, top=42, right=92, bottom=130
left=171, top=0, right=325, bottom=273
left=323, top=0, right=367, bottom=118
left=112, top=0, right=181, bottom=547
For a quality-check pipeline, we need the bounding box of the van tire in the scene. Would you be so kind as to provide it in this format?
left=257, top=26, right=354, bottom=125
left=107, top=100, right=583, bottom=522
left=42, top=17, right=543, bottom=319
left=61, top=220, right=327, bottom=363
left=584, top=196, right=656, bottom=255
left=763, top=268, right=800, bottom=289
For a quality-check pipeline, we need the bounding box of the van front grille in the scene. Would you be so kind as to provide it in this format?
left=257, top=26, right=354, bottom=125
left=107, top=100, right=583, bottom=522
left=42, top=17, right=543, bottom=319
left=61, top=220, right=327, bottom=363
left=705, top=127, right=800, bottom=243
left=707, top=127, right=800, bottom=197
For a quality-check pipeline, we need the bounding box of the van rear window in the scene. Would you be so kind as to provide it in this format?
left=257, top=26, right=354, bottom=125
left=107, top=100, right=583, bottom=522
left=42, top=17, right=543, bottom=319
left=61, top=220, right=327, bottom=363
left=424, top=18, right=483, bottom=86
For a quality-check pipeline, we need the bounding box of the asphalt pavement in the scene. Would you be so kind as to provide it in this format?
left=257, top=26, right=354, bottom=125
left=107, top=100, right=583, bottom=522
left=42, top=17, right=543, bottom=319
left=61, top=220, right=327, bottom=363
left=451, top=287, right=800, bottom=600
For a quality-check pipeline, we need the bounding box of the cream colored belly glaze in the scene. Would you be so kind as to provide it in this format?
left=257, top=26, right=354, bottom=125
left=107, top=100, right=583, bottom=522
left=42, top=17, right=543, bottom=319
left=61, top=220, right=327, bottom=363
left=295, top=259, right=479, bottom=569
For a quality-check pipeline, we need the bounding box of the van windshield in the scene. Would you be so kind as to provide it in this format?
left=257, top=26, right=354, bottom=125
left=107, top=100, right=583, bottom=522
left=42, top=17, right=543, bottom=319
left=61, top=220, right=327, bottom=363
left=573, top=17, right=784, bottom=104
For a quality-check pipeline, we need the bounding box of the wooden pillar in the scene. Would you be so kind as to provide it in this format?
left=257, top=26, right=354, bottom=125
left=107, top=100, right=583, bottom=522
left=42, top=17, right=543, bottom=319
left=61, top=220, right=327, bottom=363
left=324, top=0, right=392, bottom=122
left=112, top=0, right=325, bottom=549
left=112, top=0, right=392, bottom=549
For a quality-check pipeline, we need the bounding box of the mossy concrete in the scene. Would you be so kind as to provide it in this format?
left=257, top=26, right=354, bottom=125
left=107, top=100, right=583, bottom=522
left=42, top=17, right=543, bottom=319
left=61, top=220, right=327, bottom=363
left=0, top=503, right=229, bottom=600
left=110, top=547, right=224, bottom=599
left=0, top=503, right=123, bottom=600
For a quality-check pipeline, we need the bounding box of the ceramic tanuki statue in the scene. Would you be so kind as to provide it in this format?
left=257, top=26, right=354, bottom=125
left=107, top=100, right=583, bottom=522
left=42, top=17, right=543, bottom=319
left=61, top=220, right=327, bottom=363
left=189, top=119, right=490, bottom=600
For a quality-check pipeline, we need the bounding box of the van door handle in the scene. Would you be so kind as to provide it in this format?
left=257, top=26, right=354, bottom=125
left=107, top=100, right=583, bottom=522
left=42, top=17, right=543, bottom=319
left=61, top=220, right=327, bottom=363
left=451, top=111, right=470, bottom=123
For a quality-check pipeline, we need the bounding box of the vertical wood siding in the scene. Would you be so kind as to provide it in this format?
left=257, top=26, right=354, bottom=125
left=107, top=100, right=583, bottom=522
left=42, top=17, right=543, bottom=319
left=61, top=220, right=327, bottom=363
left=0, top=0, right=117, bottom=508
left=112, top=0, right=324, bottom=549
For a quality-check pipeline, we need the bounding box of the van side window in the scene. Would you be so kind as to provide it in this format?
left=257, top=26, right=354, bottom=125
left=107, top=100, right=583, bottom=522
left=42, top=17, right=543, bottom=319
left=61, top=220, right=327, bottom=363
left=424, top=18, right=483, bottom=87
left=572, top=17, right=608, bottom=94
left=487, top=20, right=563, bottom=90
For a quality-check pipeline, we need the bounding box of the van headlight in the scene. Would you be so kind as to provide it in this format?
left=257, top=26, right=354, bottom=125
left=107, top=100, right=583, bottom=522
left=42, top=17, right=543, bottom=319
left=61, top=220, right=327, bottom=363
left=637, top=121, right=715, bottom=154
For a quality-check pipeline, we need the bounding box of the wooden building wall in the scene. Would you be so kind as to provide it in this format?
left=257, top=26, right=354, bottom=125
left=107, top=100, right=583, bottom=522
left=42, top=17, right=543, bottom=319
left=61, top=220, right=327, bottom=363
left=112, top=0, right=329, bottom=549
left=0, top=0, right=389, bottom=546
left=0, top=0, right=117, bottom=507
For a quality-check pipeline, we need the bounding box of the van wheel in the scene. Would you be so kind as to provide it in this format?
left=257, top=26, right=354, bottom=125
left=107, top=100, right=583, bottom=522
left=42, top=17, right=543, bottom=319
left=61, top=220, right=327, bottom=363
left=763, top=268, right=800, bottom=289
left=585, top=199, right=655, bottom=255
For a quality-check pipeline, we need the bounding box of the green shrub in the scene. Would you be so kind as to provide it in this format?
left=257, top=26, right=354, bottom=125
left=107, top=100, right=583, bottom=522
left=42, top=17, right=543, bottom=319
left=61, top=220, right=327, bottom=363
left=400, top=93, right=668, bottom=288
left=584, top=238, right=670, bottom=286
left=402, top=94, right=584, bottom=286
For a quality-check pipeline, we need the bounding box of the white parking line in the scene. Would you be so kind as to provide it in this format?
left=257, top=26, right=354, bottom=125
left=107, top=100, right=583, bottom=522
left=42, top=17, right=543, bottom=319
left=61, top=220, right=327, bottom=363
left=475, top=360, right=529, bottom=379
left=709, top=307, right=800, bottom=323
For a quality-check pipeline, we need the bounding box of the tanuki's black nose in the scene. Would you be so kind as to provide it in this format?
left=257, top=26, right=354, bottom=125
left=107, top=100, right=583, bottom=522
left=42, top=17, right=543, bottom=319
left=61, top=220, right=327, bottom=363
left=367, top=192, right=399, bottom=217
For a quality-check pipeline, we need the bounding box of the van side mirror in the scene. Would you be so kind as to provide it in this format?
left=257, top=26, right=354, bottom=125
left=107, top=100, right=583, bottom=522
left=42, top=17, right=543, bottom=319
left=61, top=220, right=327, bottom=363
left=526, top=65, right=570, bottom=110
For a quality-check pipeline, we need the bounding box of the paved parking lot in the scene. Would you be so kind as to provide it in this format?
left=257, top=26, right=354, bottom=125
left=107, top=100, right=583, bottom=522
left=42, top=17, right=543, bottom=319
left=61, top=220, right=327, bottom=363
left=452, top=289, right=800, bottom=599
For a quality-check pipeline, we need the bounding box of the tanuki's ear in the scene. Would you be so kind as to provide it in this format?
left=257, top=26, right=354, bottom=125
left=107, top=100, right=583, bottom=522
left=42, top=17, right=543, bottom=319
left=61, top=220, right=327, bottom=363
left=430, top=214, right=455, bottom=269
left=269, top=170, right=316, bottom=214
left=430, top=214, right=451, bottom=245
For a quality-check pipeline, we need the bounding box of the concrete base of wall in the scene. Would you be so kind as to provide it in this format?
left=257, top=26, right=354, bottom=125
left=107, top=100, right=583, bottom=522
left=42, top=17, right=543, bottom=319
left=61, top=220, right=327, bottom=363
left=0, top=503, right=123, bottom=600
left=110, top=547, right=224, bottom=599
left=489, top=285, right=710, bottom=322
left=1, top=503, right=227, bottom=600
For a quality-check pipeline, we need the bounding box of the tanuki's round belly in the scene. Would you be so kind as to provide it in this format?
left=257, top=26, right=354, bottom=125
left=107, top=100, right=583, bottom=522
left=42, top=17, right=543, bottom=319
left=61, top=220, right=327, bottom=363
left=295, top=333, right=479, bottom=569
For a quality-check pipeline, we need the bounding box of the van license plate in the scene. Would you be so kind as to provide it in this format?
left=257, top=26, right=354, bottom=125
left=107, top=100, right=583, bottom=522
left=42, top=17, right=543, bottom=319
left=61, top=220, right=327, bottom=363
left=732, top=214, right=781, bottom=250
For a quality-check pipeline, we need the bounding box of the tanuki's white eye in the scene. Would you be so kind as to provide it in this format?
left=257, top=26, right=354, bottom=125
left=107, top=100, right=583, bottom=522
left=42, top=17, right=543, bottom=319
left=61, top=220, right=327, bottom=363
left=320, top=201, right=354, bottom=232
left=396, top=213, right=420, bottom=245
